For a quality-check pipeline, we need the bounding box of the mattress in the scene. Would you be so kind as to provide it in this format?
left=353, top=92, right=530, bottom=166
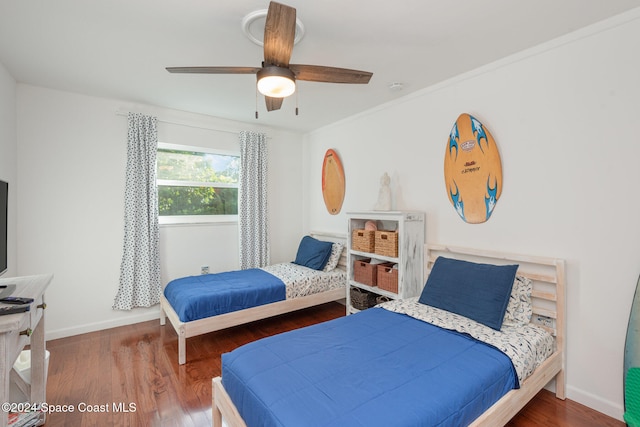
left=222, top=307, right=522, bottom=427
left=164, top=263, right=346, bottom=323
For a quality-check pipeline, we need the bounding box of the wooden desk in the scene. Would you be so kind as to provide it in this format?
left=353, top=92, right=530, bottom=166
left=0, top=275, right=52, bottom=427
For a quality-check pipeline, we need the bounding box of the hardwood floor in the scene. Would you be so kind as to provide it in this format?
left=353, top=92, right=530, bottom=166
left=43, top=302, right=623, bottom=427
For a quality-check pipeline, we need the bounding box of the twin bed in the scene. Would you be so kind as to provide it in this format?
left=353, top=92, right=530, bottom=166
left=211, top=243, right=566, bottom=427
left=160, top=232, right=348, bottom=365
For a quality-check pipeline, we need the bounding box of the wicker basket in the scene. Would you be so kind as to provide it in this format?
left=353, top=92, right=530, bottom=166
left=374, top=230, right=399, bottom=257
left=377, top=263, right=399, bottom=293
left=352, top=229, right=375, bottom=252
left=376, top=295, right=392, bottom=305
left=353, top=258, right=377, bottom=287
left=350, top=287, right=378, bottom=310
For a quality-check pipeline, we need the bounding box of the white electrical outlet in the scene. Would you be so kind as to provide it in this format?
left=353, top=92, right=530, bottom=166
left=201, top=266, right=209, bottom=275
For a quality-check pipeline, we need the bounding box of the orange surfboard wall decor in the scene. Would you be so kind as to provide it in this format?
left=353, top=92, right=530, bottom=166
left=444, top=113, right=503, bottom=224
left=322, top=149, right=346, bottom=215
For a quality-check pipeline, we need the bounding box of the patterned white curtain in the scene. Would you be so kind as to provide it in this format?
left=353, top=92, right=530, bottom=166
left=239, top=131, right=269, bottom=269
left=113, top=113, right=161, bottom=310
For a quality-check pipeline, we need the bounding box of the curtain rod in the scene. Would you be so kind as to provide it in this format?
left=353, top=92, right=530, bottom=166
left=115, top=109, right=255, bottom=135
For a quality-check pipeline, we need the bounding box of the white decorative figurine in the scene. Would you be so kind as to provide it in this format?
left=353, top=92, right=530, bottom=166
left=374, top=172, right=392, bottom=211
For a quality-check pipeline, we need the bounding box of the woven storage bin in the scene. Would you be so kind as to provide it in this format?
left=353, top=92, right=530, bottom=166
left=350, top=287, right=378, bottom=310
left=377, top=263, right=399, bottom=293
left=374, top=230, right=399, bottom=257
left=352, top=229, right=375, bottom=252
left=376, top=295, right=392, bottom=305
left=353, top=258, right=377, bottom=287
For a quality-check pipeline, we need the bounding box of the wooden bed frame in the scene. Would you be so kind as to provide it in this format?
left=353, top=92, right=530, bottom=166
left=211, top=243, right=566, bottom=427
left=160, top=232, right=347, bottom=365
left=427, top=244, right=566, bottom=426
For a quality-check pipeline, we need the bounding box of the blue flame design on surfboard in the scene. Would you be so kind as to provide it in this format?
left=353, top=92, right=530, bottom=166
left=448, top=123, right=459, bottom=160
left=449, top=182, right=465, bottom=221
left=471, top=116, right=489, bottom=153
left=485, top=176, right=498, bottom=219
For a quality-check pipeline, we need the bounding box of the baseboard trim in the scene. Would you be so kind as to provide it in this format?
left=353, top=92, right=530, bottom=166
left=46, top=309, right=161, bottom=341
left=566, top=384, right=623, bottom=422
left=45, top=299, right=346, bottom=341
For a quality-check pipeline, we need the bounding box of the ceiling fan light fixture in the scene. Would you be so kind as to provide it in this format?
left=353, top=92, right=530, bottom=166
left=257, top=66, right=296, bottom=98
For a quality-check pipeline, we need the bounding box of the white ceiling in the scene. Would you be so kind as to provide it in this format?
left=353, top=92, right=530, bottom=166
left=1, top=0, right=639, bottom=133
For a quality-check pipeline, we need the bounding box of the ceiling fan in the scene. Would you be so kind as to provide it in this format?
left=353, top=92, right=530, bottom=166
left=166, top=1, right=373, bottom=113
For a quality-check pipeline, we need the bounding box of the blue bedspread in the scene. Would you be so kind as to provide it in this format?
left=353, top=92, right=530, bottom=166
left=222, top=307, right=517, bottom=427
left=164, top=269, right=285, bottom=322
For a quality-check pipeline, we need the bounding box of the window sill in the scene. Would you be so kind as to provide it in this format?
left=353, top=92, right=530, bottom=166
left=159, top=215, right=238, bottom=226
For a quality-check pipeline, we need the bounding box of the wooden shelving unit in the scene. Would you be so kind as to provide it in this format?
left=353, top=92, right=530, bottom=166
left=346, top=211, right=425, bottom=314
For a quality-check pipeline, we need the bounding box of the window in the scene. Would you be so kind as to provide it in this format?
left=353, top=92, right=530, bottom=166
left=157, top=143, right=239, bottom=224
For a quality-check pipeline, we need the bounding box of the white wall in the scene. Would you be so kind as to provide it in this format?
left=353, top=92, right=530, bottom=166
left=16, top=85, right=304, bottom=339
left=303, top=9, right=640, bottom=421
left=0, top=62, right=16, bottom=277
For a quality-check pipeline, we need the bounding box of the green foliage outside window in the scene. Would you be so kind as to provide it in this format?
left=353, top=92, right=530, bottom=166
left=158, top=186, right=237, bottom=215
left=157, top=148, right=239, bottom=216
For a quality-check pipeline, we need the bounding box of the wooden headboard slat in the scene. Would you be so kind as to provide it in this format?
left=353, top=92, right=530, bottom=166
left=532, top=306, right=557, bottom=319
left=426, top=244, right=560, bottom=267
left=531, top=290, right=557, bottom=302
left=517, top=271, right=557, bottom=284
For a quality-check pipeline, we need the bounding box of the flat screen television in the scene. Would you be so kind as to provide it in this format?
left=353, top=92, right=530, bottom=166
left=0, top=179, right=7, bottom=276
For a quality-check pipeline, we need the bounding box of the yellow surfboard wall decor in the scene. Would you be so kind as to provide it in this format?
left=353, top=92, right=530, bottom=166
left=444, top=113, right=503, bottom=224
left=322, top=149, right=346, bottom=215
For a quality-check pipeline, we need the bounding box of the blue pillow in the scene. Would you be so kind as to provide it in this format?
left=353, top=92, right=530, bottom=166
left=418, top=256, right=518, bottom=330
left=293, top=236, right=334, bottom=271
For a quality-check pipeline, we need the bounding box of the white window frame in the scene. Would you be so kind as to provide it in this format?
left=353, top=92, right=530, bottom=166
left=157, top=142, right=239, bottom=225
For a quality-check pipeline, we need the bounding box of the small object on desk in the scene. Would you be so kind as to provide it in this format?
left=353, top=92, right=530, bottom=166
left=0, top=305, right=30, bottom=315
left=0, top=296, right=34, bottom=305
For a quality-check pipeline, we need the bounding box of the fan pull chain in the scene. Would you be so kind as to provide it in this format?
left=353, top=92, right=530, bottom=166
left=295, top=86, right=299, bottom=116
left=255, top=85, right=259, bottom=119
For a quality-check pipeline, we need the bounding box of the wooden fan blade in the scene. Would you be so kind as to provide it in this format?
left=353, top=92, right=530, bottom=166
left=265, top=96, right=283, bottom=111
left=166, top=66, right=261, bottom=74
left=263, top=2, right=296, bottom=67
left=289, top=64, right=373, bottom=84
